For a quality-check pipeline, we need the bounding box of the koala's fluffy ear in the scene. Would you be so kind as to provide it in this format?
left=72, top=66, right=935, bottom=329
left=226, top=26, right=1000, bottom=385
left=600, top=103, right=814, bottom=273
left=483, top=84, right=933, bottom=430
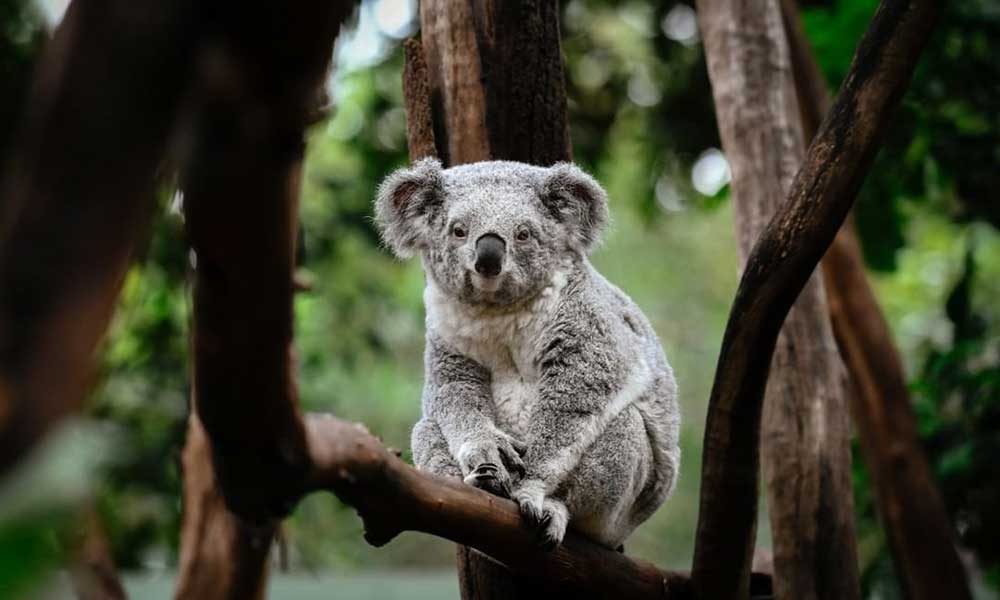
left=374, top=157, right=444, bottom=258
left=542, top=163, right=610, bottom=253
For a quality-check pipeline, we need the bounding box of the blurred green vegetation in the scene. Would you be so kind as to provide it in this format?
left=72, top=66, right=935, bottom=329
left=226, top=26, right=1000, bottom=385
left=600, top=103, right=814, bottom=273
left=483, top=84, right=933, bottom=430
left=0, top=0, right=998, bottom=598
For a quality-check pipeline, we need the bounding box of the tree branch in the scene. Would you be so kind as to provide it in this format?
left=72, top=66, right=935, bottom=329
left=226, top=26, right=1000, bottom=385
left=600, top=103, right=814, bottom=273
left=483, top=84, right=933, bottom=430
left=780, top=2, right=971, bottom=596
left=303, top=415, right=696, bottom=599
left=690, top=1, right=942, bottom=598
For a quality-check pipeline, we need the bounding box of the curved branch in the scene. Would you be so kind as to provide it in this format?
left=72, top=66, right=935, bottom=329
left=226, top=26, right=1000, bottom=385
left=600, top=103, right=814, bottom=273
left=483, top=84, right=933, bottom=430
left=690, top=1, right=942, bottom=598
left=303, top=414, right=694, bottom=599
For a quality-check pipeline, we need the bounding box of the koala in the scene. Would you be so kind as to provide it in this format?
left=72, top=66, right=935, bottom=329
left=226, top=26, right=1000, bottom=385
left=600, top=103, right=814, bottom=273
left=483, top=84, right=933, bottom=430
left=374, top=158, right=679, bottom=550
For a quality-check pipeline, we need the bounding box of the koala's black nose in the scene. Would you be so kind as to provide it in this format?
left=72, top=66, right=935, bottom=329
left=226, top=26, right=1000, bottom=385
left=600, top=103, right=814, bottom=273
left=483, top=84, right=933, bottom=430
left=474, top=234, right=505, bottom=278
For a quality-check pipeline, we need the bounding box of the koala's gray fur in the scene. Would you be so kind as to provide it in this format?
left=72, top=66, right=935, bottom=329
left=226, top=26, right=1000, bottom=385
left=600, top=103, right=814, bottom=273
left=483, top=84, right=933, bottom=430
left=374, top=158, right=680, bottom=550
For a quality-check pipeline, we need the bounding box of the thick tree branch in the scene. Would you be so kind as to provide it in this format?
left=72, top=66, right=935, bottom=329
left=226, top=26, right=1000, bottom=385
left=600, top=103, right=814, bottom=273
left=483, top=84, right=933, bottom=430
left=690, top=1, right=942, bottom=598
left=0, top=0, right=197, bottom=477
left=780, top=2, right=971, bottom=597
left=304, top=415, right=696, bottom=599
left=180, top=1, right=353, bottom=527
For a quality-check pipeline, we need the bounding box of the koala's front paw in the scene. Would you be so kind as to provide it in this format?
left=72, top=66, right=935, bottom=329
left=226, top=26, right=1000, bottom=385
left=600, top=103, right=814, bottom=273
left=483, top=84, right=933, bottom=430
left=513, top=479, right=569, bottom=550
left=458, top=430, right=527, bottom=499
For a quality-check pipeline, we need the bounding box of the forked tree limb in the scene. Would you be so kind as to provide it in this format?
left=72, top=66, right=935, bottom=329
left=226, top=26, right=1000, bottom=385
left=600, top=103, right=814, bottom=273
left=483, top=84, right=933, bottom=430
left=180, top=0, right=353, bottom=528
left=175, top=4, right=352, bottom=598
left=780, top=2, right=972, bottom=596
left=690, top=1, right=942, bottom=598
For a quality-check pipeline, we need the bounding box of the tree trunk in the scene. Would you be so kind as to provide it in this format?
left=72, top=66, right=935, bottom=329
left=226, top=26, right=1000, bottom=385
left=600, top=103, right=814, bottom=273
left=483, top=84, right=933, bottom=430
left=175, top=415, right=274, bottom=600
left=174, top=5, right=350, bottom=596
left=695, top=2, right=860, bottom=599
left=780, top=3, right=972, bottom=596
left=690, top=1, right=942, bottom=597
left=415, top=1, right=570, bottom=597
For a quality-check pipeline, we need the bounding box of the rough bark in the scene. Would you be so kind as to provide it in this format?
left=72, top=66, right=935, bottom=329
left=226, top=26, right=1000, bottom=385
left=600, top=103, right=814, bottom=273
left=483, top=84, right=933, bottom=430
left=403, top=38, right=438, bottom=162
left=415, top=1, right=571, bottom=595
left=695, top=1, right=860, bottom=599
left=68, top=507, right=127, bottom=600
left=175, top=415, right=275, bottom=600
left=418, top=0, right=571, bottom=166
left=690, top=1, right=942, bottom=598
left=781, top=3, right=972, bottom=597
left=0, top=0, right=197, bottom=477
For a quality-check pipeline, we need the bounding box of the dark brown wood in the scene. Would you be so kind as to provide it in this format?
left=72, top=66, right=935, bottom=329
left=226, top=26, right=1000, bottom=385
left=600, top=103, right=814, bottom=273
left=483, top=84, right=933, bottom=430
left=68, top=507, right=127, bottom=600
left=174, top=5, right=351, bottom=597
left=175, top=415, right=274, bottom=600
left=781, top=5, right=971, bottom=596
left=419, top=0, right=571, bottom=167
left=690, top=1, right=942, bottom=598
left=0, top=0, right=197, bottom=476
left=180, top=1, right=353, bottom=527
left=696, top=1, right=859, bottom=598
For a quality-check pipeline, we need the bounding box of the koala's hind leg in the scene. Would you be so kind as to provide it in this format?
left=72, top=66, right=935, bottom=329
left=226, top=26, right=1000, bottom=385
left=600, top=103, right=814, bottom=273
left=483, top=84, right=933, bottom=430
left=561, top=405, right=655, bottom=549
left=411, top=418, right=462, bottom=479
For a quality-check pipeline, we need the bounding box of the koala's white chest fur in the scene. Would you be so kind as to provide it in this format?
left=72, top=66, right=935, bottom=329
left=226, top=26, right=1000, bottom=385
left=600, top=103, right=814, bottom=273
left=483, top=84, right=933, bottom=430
left=424, top=271, right=569, bottom=437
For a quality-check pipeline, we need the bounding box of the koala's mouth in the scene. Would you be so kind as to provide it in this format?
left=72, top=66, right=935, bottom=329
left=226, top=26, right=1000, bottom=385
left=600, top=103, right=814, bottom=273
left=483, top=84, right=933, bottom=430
left=470, top=271, right=504, bottom=293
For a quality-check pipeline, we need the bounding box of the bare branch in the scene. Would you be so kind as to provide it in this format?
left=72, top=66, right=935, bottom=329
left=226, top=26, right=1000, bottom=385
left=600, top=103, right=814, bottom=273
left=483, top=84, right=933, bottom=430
left=690, top=1, right=943, bottom=598
left=304, top=414, right=696, bottom=599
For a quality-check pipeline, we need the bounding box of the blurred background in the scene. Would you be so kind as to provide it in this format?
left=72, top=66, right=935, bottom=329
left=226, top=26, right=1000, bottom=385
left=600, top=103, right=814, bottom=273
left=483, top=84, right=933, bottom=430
left=0, top=0, right=998, bottom=598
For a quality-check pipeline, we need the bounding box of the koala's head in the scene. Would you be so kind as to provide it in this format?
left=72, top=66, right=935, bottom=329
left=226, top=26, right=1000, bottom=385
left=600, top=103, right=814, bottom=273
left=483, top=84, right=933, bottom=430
left=374, top=158, right=609, bottom=306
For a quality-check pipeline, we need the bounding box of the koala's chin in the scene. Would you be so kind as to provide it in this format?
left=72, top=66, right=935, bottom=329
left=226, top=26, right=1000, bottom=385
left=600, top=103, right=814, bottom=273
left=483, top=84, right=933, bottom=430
left=459, top=270, right=520, bottom=307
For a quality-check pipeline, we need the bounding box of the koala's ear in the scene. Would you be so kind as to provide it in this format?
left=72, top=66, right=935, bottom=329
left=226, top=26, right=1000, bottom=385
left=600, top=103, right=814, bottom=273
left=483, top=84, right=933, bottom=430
left=541, top=163, right=610, bottom=253
left=374, top=157, right=444, bottom=258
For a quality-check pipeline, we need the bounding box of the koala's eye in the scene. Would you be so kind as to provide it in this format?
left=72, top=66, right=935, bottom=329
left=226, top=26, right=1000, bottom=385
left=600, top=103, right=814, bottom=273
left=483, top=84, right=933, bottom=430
left=452, top=224, right=467, bottom=239
left=516, top=229, right=531, bottom=242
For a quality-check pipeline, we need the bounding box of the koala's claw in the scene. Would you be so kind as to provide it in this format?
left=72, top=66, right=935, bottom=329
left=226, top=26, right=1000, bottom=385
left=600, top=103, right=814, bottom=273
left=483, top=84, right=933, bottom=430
left=464, top=463, right=512, bottom=498
left=513, top=480, right=569, bottom=550
left=458, top=430, right=526, bottom=499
